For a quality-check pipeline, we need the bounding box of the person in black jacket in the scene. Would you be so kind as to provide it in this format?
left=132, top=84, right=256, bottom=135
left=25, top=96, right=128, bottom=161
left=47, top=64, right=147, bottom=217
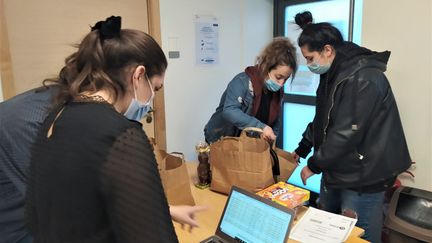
left=292, top=11, right=411, bottom=243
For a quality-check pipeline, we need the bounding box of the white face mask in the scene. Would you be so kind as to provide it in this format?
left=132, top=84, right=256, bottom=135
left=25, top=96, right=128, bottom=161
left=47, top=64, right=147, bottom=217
left=307, top=52, right=331, bottom=74
left=265, top=79, right=282, bottom=92
left=124, top=75, right=155, bottom=121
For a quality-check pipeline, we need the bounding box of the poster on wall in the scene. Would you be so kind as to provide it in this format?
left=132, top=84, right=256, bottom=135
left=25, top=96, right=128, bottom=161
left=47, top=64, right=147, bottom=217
left=195, top=15, right=219, bottom=65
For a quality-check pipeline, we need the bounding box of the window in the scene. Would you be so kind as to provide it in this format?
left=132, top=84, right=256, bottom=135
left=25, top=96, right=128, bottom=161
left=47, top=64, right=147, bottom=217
left=274, top=0, right=363, bottom=195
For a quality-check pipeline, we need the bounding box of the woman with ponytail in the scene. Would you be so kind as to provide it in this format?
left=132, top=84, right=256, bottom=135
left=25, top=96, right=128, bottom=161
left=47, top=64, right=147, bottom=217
left=25, top=16, right=203, bottom=243
left=292, top=11, right=411, bottom=243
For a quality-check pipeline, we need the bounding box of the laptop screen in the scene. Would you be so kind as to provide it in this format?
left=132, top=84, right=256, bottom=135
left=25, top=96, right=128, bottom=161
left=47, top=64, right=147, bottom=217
left=218, top=189, right=293, bottom=243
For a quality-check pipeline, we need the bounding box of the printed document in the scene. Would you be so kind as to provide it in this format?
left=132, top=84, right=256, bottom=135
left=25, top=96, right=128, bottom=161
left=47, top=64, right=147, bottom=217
left=290, top=207, right=357, bottom=243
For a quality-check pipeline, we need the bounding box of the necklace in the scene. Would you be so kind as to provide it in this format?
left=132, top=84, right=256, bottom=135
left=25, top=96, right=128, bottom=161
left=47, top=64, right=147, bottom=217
left=75, top=94, right=109, bottom=104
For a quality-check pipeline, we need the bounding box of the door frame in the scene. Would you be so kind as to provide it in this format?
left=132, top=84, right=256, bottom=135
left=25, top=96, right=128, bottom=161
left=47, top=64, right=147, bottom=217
left=147, top=0, right=167, bottom=150
left=0, top=0, right=16, bottom=100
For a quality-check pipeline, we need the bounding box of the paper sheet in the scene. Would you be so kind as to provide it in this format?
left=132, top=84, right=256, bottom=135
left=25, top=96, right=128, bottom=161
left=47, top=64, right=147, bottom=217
left=290, top=207, right=357, bottom=243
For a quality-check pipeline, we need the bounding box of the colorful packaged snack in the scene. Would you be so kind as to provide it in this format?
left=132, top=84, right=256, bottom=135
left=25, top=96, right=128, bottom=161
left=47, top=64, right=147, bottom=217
left=256, top=181, right=310, bottom=209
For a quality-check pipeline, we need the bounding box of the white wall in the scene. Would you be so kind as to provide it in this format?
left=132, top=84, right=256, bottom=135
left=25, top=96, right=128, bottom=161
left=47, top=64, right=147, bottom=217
left=160, top=0, right=432, bottom=191
left=362, top=0, right=432, bottom=191
left=160, top=0, right=273, bottom=160
left=430, top=0, right=432, bottom=192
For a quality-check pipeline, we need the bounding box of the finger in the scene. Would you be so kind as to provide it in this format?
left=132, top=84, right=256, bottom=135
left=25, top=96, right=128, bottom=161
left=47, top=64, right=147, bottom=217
left=192, top=205, right=209, bottom=212
left=187, top=219, right=199, bottom=228
left=180, top=223, right=184, bottom=230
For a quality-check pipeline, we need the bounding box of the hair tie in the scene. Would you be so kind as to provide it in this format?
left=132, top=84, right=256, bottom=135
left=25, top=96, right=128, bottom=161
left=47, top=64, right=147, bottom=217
left=91, top=16, right=121, bottom=40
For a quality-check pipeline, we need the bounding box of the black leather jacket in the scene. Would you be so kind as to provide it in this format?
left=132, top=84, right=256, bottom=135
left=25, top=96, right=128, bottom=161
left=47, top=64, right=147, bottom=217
left=295, top=42, right=411, bottom=190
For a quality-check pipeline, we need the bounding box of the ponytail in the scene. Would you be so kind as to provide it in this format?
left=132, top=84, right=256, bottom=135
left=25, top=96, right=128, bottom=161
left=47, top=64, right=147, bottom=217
left=45, top=16, right=167, bottom=106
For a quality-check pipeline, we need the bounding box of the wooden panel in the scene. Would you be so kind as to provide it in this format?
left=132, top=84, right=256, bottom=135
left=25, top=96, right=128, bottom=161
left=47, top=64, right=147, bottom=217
left=147, top=0, right=167, bottom=150
left=3, top=0, right=165, bottom=146
left=3, top=0, right=149, bottom=94
left=3, top=0, right=159, bottom=136
left=0, top=0, right=15, bottom=99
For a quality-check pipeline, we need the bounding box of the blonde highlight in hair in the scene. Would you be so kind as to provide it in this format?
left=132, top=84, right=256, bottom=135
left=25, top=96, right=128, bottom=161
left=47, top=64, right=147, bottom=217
left=256, top=37, right=297, bottom=79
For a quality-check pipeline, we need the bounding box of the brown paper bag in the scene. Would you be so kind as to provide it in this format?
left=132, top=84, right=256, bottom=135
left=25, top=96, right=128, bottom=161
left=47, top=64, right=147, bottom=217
left=158, top=153, right=195, bottom=205
left=273, top=147, right=298, bottom=182
left=151, top=139, right=195, bottom=205
left=149, top=138, right=167, bottom=163
left=209, top=131, right=275, bottom=194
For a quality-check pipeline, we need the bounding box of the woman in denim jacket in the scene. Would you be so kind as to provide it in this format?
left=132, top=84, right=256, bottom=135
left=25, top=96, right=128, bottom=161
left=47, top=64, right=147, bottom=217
left=204, top=37, right=297, bottom=144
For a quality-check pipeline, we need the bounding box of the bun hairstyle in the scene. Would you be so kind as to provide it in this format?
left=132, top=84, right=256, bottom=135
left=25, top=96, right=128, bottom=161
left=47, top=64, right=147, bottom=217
left=294, top=11, right=313, bottom=30
left=45, top=16, right=167, bottom=105
left=294, top=11, right=344, bottom=52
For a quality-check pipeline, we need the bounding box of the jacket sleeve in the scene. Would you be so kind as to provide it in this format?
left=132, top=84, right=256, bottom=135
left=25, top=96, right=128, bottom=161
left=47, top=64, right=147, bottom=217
left=307, top=73, right=383, bottom=174
left=100, top=127, right=178, bottom=243
left=272, top=114, right=281, bottom=138
left=295, top=122, right=314, bottom=158
left=221, top=75, right=267, bottom=130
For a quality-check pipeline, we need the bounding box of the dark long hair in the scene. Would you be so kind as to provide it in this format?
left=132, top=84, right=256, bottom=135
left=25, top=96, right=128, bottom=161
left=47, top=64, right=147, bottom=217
left=295, top=11, right=343, bottom=52
left=45, top=18, right=167, bottom=105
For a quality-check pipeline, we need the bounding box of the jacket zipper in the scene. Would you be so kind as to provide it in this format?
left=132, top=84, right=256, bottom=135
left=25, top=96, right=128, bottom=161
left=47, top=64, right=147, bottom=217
left=323, top=77, right=349, bottom=142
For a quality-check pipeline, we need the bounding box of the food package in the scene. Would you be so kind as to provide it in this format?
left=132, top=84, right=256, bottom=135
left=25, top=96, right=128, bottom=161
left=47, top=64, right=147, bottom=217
left=256, top=181, right=310, bottom=209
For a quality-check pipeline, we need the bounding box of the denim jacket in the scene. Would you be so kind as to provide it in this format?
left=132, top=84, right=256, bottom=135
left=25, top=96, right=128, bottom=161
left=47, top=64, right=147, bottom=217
left=204, top=71, right=281, bottom=143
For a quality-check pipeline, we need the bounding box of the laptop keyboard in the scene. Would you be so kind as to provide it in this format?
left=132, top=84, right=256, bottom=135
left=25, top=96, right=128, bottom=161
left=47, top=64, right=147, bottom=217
left=203, top=238, right=225, bottom=243
left=203, top=237, right=245, bottom=243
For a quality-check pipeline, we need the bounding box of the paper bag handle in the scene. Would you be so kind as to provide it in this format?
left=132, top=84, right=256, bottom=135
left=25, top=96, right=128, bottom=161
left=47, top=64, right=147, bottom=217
left=169, top=152, right=185, bottom=160
left=240, top=127, right=264, bottom=138
left=270, top=147, right=280, bottom=176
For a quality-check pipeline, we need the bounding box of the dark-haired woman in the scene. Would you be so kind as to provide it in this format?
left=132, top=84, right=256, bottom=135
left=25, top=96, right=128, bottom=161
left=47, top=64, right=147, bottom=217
left=26, top=16, right=203, bottom=243
left=292, top=11, right=411, bottom=243
left=204, top=37, right=297, bottom=144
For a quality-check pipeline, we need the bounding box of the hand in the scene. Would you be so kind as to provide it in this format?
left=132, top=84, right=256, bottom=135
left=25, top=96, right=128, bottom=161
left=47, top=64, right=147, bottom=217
left=300, top=166, right=315, bottom=185
left=262, top=126, right=276, bottom=143
left=292, top=152, right=300, bottom=162
left=169, top=205, right=208, bottom=232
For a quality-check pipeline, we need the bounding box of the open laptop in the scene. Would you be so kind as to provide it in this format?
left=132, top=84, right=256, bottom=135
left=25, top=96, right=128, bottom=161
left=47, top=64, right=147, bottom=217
left=200, top=186, right=295, bottom=243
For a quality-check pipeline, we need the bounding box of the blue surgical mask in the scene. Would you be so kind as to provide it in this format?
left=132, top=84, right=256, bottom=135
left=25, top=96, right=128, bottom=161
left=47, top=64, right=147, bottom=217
left=124, top=75, right=155, bottom=121
left=307, top=56, right=331, bottom=75
left=265, top=79, right=282, bottom=92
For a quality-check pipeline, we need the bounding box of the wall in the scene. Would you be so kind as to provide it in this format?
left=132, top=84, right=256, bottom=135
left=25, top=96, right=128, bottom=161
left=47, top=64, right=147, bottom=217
left=362, top=0, right=432, bottom=191
left=161, top=0, right=432, bottom=191
left=4, top=0, right=149, bottom=94
left=160, top=0, right=273, bottom=160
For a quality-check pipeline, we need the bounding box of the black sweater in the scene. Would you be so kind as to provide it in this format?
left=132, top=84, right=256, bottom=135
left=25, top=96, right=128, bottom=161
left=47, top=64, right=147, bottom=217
left=26, top=100, right=178, bottom=243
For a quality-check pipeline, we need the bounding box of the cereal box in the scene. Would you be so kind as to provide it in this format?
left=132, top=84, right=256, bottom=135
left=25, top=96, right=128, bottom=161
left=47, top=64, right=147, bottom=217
left=256, top=181, right=310, bottom=209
